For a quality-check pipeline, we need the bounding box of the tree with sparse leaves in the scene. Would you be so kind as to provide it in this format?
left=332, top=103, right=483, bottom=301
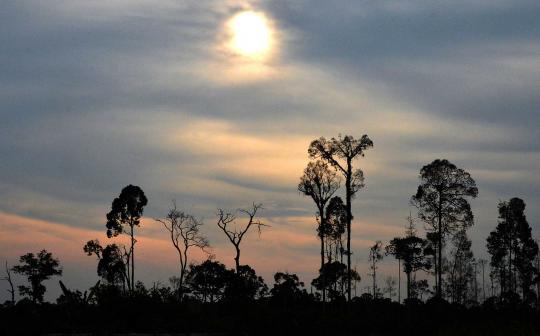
left=216, top=203, right=267, bottom=273
left=445, top=230, right=475, bottom=304
left=298, top=160, right=340, bottom=303
left=368, top=241, right=384, bottom=298
left=308, top=134, right=373, bottom=301
left=156, top=201, right=209, bottom=301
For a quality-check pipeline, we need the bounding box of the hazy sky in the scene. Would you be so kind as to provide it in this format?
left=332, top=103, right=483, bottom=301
left=1, top=0, right=539, bottom=301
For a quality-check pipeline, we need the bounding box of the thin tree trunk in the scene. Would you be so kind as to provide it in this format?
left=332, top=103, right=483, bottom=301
left=319, top=205, right=326, bottom=304
left=346, top=160, right=352, bottom=301
left=131, top=222, right=135, bottom=293
left=4, top=262, right=15, bottom=304
left=437, top=196, right=443, bottom=298
left=398, top=259, right=401, bottom=303
left=406, top=272, right=411, bottom=299
left=179, top=247, right=188, bottom=302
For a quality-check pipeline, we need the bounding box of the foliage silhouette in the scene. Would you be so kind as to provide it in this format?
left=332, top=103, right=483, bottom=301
left=12, top=250, right=62, bottom=303
left=411, top=159, right=478, bottom=298
left=368, top=241, right=384, bottom=298
left=84, top=239, right=128, bottom=289
left=309, top=134, right=373, bottom=301
left=298, top=160, right=340, bottom=302
left=106, top=184, right=148, bottom=293
left=487, top=198, right=538, bottom=302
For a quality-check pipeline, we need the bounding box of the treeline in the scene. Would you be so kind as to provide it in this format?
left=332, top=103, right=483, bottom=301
left=1, top=134, right=540, bottom=335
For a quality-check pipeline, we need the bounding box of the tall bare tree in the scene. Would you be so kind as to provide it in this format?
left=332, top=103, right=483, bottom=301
left=411, top=159, right=478, bottom=298
left=2, top=261, right=15, bottom=304
left=308, top=134, right=373, bottom=301
left=156, top=201, right=209, bottom=300
left=217, top=203, right=267, bottom=272
left=298, top=160, right=340, bottom=302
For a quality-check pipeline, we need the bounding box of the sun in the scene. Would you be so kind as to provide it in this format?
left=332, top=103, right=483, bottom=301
left=228, top=11, right=273, bottom=59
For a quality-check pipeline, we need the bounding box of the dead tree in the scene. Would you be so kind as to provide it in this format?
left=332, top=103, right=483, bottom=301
left=217, top=203, right=268, bottom=272
left=156, top=201, right=209, bottom=300
left=2, top=261, right=15, bottom=304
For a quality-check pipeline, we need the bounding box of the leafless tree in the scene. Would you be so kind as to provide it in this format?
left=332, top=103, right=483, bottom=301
left=156, top=201, right=209, bottom=300
left=217, top=203, right=268, bottom=272
left=2, top=261, right=15, bottom=304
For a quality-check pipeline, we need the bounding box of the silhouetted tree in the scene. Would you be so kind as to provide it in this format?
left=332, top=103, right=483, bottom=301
left=224, top=265, right=268, bottom=301
left=83, top=239, right=103, bottom=259
left=99, top=245, right=128, bottom=287
left=216, top=203, right=267, bottom=272
left=2, top=261, right=15, bottom=304
left=386, top=216, right=431, bottom=300
left=478, top=258, right=487, bottom=302
left=186, top=259, right=232, bottom=303
left=271, top=272, right=308, bottom=304
left=312, top=261, right=360, bottom=301
left=309, top=134, right=373, bottom=300
left=325, top=196, right=347, bottom=264
left=368, top=241, right=383, bottom=298
left=106, top=184, right=148, bottom=292
left=445, top=230, right=475, bottom=304
left=425, top=231, right=439, bottom=290
left=84, top=239, right=128, bottom=289
left=298, top=160, right=340, bottom=302
left=411, top=159, right=478, bottom=297
left=386, top=235, right=431, bottom=299
left=411, top=279, right=431, bottom=301
left=487, top=198, right=538, bottom=301
left=156, top=201, right=209, bottom=301
left=383, top=276, right=397, bottom=300
left=12, top=250, right=62, bottom=303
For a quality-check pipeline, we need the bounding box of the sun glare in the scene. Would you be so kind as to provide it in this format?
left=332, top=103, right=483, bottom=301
left=228, top=11, right=273, bottom=59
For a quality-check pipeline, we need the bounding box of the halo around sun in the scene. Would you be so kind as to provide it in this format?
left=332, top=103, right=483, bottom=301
left=227, top=11, right=273, bottom=60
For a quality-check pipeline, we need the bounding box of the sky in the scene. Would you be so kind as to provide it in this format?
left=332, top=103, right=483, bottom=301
left=1, top=0, right=539, bottom=301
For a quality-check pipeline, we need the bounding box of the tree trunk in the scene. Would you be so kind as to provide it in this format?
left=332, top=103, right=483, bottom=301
left=319, top=205, right=326, bottom=303
left=398, top=259, right=401, bottom=304
left=346, top=160, right=352, bottom=301
left=130, top=222, right=135, bottom=293
left=437, top=196, right=443, bottom=298
left=179, top=248, right=187, bottom=302
left=234, top=245, right=240, bottom=273
left=373, top=266, right=377, bottom=298
left=406, top=272, right=411, bottom=299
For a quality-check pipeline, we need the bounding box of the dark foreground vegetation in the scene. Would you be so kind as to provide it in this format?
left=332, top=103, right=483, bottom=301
left=2, top=134, right=540, bottom=335
left=3, top=294, right=540, bottom=335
